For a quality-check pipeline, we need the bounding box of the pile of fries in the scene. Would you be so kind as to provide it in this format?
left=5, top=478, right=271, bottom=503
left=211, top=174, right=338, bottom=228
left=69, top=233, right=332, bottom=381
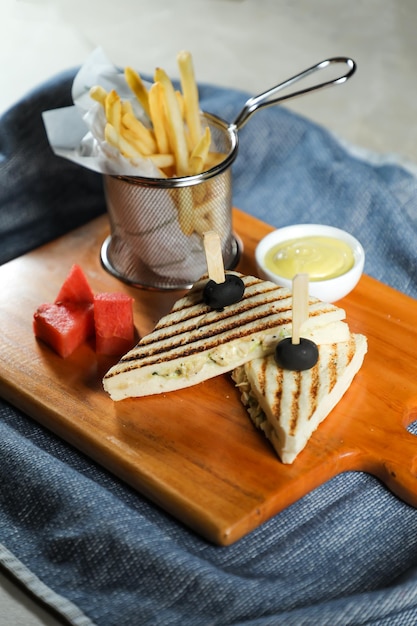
left=90, top=51, right=223, bottom=178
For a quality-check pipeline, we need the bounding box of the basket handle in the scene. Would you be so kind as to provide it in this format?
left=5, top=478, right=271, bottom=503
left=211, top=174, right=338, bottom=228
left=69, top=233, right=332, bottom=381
left=232, top=57, right=356, bottom=130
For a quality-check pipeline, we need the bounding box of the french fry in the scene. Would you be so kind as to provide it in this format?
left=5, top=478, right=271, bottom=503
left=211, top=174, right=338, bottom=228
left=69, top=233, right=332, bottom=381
left=148, top=154, right=175, bottom=169
left=174, top=187, right=194, bottom=235
left=105, top=122, right=169, bottom=176
left=193, top=202, right=213, bottom=236
left=192, top=183, right=209, bottom=207
left=89, top=85, right=107, bottom=106
left=121, top=100, right=134, bottom=116
left=105, top=90, right=122, bottom=133
left=176, top=90, right=185, bottom=120
left=159, top=166, right=176, bottom=178
left=148, top=82, right=170, bottom=155
left=205, top=151, right=227, bottom=169
left=105, top=123, right=141, bottom=159
left=194, top=196, right=228, bottom=237
left=189, top=126, right=211, bottom=175
left=154, top=67, right=189, bottom=177
left=124, top=67, right=151, bottom=118
left=122, top=112, right=157, bottom=154
left=120, top=126, right=152, bottom=156
left=177, top=50, right=203, bottom=148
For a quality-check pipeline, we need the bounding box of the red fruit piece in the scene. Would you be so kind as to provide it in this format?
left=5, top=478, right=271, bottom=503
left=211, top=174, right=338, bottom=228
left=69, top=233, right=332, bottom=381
left=94, top=292, right=135, bottom=356
left=55, top=264, right=94, bottom=305
left=33, top=302, right=94, bottom=358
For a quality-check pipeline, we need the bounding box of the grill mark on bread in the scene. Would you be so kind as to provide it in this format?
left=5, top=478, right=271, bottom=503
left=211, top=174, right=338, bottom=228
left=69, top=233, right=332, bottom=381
left=346, top=335, right=355, bottom=367
left=329, top=344, right=338, bottom=392
left=271, top=367, right=283, bottom=419
left=308, top=364, right=319, bottom=420
left=289, top=372, right=302, bottom=436
left=259, top=359, right=267, bottom=395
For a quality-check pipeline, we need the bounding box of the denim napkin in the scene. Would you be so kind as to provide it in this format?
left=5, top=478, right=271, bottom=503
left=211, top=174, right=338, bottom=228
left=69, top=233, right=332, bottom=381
left=1, top=69, right=417, bottom=626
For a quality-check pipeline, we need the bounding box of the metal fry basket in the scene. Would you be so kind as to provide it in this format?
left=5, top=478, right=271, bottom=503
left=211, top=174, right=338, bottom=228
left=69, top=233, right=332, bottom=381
left=101, top=113, right=241, bottom=290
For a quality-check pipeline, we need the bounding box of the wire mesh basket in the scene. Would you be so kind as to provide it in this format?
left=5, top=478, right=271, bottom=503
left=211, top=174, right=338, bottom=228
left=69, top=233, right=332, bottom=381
left=100, top=113, right=241, bottom=290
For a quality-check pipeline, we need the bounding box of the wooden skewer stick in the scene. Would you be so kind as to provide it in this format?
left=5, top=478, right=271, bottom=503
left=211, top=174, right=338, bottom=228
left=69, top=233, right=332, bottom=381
left=203, top=231, right=225, bottom=284
left=291, top=273, right=309, bottom=345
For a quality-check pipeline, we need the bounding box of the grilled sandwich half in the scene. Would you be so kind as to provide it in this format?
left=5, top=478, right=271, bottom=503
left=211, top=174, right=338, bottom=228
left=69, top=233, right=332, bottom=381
left=232, top=333, right=367, bottom=463
left=103, top=273, right=350, bottom=400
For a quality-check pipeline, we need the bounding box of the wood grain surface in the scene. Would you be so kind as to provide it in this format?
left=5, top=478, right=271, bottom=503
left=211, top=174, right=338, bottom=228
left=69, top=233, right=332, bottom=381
left=1, top=208, right=417, bottom=545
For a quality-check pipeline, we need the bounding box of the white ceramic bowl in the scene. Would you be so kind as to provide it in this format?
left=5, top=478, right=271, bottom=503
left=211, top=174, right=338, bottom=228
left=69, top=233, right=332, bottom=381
left=255, top=224, right=365, bottom=302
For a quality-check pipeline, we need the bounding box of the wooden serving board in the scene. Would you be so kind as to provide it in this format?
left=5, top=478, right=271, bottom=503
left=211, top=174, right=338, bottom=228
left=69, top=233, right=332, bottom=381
left=1, top=209, right=417, bottom=546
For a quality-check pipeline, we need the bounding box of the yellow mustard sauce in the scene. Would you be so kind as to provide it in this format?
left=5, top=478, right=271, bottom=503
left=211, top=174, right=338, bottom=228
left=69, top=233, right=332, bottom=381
left=264, top=235, right=354, bottom=281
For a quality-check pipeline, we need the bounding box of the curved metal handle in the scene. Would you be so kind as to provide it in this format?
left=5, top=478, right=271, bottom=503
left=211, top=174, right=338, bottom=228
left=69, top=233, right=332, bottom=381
left=232, top=57, right=356, bottom=130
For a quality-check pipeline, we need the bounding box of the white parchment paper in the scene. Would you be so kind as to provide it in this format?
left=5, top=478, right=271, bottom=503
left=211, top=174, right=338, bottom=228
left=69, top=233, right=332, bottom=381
left=42, top=47, right=163, bottom=177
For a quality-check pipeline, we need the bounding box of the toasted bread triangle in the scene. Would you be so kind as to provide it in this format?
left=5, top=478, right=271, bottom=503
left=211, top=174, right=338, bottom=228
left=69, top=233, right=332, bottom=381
left=232, top=333, right=367, bottom=463
left=103, top=273, right=350, bottom=400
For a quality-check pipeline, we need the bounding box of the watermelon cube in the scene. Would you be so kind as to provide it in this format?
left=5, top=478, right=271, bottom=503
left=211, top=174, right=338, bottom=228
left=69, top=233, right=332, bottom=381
left=55, top=264, right=94, bottom=305
left=33, top=302, right=94, bottom=358
left=94, top=292, right=135, bottom=356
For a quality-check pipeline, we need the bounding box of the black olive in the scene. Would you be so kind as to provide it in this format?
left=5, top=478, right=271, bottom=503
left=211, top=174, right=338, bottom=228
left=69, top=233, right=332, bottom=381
left=203, top=274, right=245, bottom=310
left=275, top=337, right=319, bottom=371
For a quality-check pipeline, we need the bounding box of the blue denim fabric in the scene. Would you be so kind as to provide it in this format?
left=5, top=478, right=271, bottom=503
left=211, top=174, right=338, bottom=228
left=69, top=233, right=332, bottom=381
left=1, top=70, right=417, bottom=626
